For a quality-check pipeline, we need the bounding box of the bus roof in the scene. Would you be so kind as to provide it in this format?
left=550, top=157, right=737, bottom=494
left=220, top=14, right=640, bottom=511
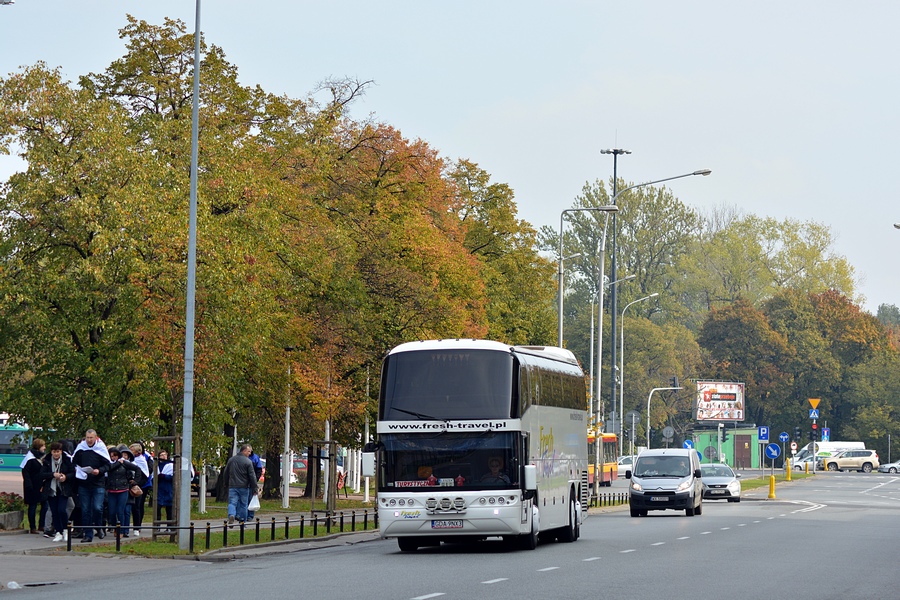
left=387, top=340, right=578, bottom=365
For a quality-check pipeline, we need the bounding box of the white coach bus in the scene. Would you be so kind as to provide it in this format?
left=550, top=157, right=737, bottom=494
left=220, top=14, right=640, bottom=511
left=362, top=339, right=589, bottom=552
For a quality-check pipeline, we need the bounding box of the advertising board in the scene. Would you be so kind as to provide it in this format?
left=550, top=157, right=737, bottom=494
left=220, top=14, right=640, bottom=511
left=694, top=381, right=745, bottom=422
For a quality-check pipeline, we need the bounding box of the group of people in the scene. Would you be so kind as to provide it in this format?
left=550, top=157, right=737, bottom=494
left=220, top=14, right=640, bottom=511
left=20, top=429, right=174, bottom=543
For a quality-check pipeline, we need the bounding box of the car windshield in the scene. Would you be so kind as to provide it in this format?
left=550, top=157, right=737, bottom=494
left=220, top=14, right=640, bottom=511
left=701, top=465, right=734, bottom=478
left=633, top=456, right=691, bottom=478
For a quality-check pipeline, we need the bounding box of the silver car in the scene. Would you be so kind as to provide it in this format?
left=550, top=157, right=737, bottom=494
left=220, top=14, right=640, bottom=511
left=877, top=460, right=900, bottom=473
left=700, top=463, right=741, bottom=502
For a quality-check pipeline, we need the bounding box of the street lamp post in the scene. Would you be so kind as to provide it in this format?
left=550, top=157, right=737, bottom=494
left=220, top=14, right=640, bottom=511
left=178, top=0, right=202, bottom=551
left=600, top=149, right=630, bottom=455
left=600, top=157, right=712, bottom=442
left=619, top=293, right=658, bottom=454
left=557, top=206, right=618, bottom=348
left=596, top=167, right=711, bottom=454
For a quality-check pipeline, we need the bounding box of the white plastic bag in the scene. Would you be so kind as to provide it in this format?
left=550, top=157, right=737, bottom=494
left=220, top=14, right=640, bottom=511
left=248, top=494, right=260, bottom=511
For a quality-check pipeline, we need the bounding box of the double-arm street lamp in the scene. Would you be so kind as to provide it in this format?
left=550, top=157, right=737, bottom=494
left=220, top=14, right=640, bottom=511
left=619, top=293, right=658, bottom=454
left=601, top=167, right=712, bottom=445
left=557, top=206, right=618, bottom=347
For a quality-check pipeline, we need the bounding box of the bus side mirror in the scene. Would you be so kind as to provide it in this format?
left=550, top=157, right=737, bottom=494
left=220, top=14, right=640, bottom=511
left=523, top=464, right=537, bottom=491
left=361, top=452, right=376, bottom=478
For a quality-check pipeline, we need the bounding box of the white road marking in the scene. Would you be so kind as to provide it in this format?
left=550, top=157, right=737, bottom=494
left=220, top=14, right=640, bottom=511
left=537, top=567, right=560, bottom=572
left=652, top=542, right=665, bottom=546
left=583, top=557, right=601, bottom=562
left=677, top=536, right=690, bottom=540
left=620, top=549, right=636, bottom=553
left=482, top=579, right=508, bottom=584
left=411, top=594, right=445, bottom=600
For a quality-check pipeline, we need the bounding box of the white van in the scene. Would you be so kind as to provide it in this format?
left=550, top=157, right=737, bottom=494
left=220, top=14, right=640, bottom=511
left=793, top=441, right=864, bottom=463
left=627, top=448, right=703, bottom=517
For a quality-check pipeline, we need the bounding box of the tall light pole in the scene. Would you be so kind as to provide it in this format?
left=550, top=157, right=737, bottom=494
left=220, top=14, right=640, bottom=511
left=557, top=206, right=618, bottom=347
left=600, top=148, right=630, bottom=448
left=598, top=165, right=712, bottom=452
left=619, top=293, right=658, bottom=454
left=178, top=0, right=201, bottom=550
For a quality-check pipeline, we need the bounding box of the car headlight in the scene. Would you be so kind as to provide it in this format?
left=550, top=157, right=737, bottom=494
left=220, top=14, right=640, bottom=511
left=631, top=481, right=643, bottom=492
left=728, top=481, right=741, bottom=493
left=676, top=480, right=692, bottom=492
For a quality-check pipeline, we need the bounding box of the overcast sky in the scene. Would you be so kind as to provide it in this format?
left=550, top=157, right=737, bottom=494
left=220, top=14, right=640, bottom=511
left=2, top=1, right=898, bottom=314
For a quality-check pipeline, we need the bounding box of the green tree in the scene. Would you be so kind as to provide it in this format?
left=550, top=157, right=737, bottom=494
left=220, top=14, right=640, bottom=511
left=763, top=289, right=841, bottom=426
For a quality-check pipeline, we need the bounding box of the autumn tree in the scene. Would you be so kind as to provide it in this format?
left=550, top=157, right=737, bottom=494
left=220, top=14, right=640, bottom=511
left=450, top=160, right=556, bottom=345
left=697, top=298, right=794, bottom=427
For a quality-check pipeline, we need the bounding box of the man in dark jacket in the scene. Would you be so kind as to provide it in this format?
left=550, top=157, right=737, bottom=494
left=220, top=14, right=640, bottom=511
left=72, top=429, right=111, bottom=543
left=223, top=444, right=258, bottom=523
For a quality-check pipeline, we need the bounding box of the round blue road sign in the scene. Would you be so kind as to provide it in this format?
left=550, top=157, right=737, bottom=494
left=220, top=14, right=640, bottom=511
left=683, top=440, right=694, bottom=449
left=765, top=443, right=781, bottom=459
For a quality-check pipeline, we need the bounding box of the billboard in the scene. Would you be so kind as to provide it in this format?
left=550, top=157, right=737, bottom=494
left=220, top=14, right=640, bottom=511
left=694, top=381, right=745, bottom=422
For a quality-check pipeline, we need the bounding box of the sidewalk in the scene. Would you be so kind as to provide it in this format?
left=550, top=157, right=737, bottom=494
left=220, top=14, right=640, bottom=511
left=0, top=510, right=381, bottom=591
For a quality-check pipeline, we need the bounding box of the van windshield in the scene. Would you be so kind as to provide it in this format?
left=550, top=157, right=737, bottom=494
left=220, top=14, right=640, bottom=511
left=633, top=456, right=691, bottom=478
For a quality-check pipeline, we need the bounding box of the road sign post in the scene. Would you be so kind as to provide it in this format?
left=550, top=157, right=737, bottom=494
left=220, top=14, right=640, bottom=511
left=765, top=443, right=781, bottom=499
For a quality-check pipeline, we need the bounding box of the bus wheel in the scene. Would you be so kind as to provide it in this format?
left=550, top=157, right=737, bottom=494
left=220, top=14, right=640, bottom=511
left=520, top=511, right=539, bottom=550
left=558, top=497, right=577, bottom=543
left=397, top=537, right=418, bottom=552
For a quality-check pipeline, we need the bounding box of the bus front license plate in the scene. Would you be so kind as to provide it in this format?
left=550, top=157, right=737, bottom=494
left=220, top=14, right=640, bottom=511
left=431, top=520, right=463, bottom=529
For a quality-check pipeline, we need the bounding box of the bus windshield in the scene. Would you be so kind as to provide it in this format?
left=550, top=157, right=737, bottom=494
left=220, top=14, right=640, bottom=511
left=381, top=350, right=515, bottom=420
left=380, top=432, right=519, bottom=489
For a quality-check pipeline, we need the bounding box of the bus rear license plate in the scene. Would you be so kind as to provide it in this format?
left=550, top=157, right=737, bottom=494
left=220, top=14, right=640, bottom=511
left=432, top=520, right=463, bottom=529
left=650, top=496, right=668, bottom=502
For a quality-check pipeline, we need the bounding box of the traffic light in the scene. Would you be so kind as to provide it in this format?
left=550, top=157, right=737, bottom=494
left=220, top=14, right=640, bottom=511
left=671, top=376, right=679, bottom=388
left=722, top=429, right=729, bottom=443
left=808, top=430, right=814, bottom=441
left=794, top=426, right=801, bottom=441
left=811, top=422, right=819, bottom=441
left=624, top=429, right=631, bottom=441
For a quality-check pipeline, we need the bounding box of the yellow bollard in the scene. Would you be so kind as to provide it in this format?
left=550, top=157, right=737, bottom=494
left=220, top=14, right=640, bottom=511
left=768, top=474, right=776, bottom=499
left=786, top=458, right=792, bottom=481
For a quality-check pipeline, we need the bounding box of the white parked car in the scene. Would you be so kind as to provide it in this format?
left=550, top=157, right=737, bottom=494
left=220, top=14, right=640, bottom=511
left=791, top=456, right=816, bottom=471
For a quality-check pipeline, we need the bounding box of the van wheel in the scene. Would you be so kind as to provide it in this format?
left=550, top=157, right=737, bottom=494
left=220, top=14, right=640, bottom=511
left=558, top=497, right=577, bottom=543
left=695, top=501, right=702, bottom=515
left=686, top=506, right=695, bottom=517
left=862, top=463, right=873, bottom=473
left=397, top=537, right=418, bottom=552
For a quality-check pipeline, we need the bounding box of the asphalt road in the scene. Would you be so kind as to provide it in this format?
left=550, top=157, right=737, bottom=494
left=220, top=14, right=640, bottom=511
left=3, top=471, right=898, bottom=599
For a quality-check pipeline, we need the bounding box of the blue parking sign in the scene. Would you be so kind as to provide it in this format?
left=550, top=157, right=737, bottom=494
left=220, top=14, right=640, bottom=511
left=758, top=426, right=769, bottom=442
